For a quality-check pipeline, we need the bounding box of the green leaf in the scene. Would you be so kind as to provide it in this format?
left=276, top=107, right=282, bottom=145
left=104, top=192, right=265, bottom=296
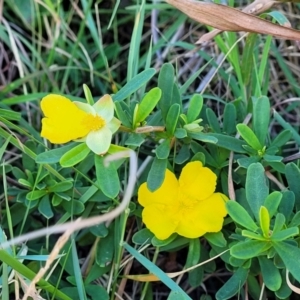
left=158, top=63, right=175, bottom=121
left=264, top=191, right=282, bottom=218
left=205, top=232, right=227, bottom=247
left=60, top=143, right=90, bottom=167
left=95, top=155, right=120, bottom=198
left=246, top=163, right=269, bottom=220
left=206, top=108, right=221, bottom=133
left=174, top=144, right=190, bottom=165
left=166, top=104, right=180, bottom=136
left=230, top=240, right=271, bottom=259
left=38, top=195, right=53, bottom=219
left=112, top=68, right=156, bottom=102
left=273, top=213, right=285, bottom=233
left=147, top=157, right=167, bottom=192
left=270, top=129, right=292, bottom=148
left=259, top=206, right=270, bottom=238
left=271, top=227, right=299, bottom=242
left=226, top=201, right=258, bottom=231
left=26, top=190, right=47, bottom=201
left=62, top=200, right=85, bottom=215
left=208, top=133, right=247, bottom=153
left=216, top=267, right=248, bottom=300
left=90, top=223, right=108, bottom=238
left=289, top=211, right=300, bottom=227
left=135, top=87, right=161, bottom=124
left=258, top=256, right=281, bottom=291
left=223, top=103, right=237, bottom=135
left=36, top=143, right=76, bottom=164
left=114, top=101, right=131, bottom=128
left=125, top=133, right=145, bottom=147
left=186, top=94, right=203, bottom=123
left=275, top=270, right=292, bottom=299
left=83, top=84, right=94, bottom=105
left=237, top=156, right=260, bottom=169
left=236, top=124, right=262, bottom=151
left=285, top=162, right=300, bottom=209
left=186, top=239, right=201, bottom=288
left=272, top=241, right=300, bottom=282
left=152, top=233, right=177, bottom=247
left=188, top=132, right=217, bottom=144
left=96, top=224, right=115, bottom=267
left=252, top=96, right=270, bottom=145
left=132, top=228, right=154, bottom=245
left=241, top=230, right=265, bottom=241
left=48, top=181, right=73, bottom=193
left=278, top=191, right=294, bottom=221
left=174, top=128, right=187, bottom=139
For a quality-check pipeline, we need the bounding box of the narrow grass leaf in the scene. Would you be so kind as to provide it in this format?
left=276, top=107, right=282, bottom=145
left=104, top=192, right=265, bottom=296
left=112, top=68, right=156, bottom=102
left=241, top=34, right=257, bottom=85
left=0, top=250, right=71, bottom=300
left=123, top=242, right=192, bottom=300
left=273, top=110, right=300, bottom=144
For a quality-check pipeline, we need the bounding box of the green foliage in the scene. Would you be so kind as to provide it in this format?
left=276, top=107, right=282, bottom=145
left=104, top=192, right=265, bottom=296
left=1, top=1, right=300, bottom=299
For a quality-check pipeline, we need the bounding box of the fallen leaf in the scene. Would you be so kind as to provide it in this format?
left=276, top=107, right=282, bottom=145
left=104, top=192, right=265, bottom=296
left=165, top=0, right=300, bottom=41
left=197, top=0, right=277, bottom=43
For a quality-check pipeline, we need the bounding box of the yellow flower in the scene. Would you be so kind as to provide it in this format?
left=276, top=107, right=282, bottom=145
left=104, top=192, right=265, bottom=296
left=41, top=94, right=121, bottom=155
left=138, top=161, right=228, bottom=240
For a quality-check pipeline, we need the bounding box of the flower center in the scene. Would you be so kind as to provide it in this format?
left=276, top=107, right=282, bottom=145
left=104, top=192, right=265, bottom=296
left=82, top=114, right=106, bottom=131
left=177, top=191, right=198, bottom=213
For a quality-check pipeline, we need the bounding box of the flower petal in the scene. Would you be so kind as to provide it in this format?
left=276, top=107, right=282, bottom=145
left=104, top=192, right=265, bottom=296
left=176, top=193, right=227, bottom=238
left=93, top=94, right=114, bottom=122
left=74, top=101, right=96, bottom=114
left=41, top=94, right=89, bottom=143
left=107, top=117, right=121, bottom=134
left=138, top=169, right=179, bottom=207
left=142, top=204, right=178, bottom=240
left=86, top=127, right=112, bottom=154
left=179, top=161, right=217, bottom=200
